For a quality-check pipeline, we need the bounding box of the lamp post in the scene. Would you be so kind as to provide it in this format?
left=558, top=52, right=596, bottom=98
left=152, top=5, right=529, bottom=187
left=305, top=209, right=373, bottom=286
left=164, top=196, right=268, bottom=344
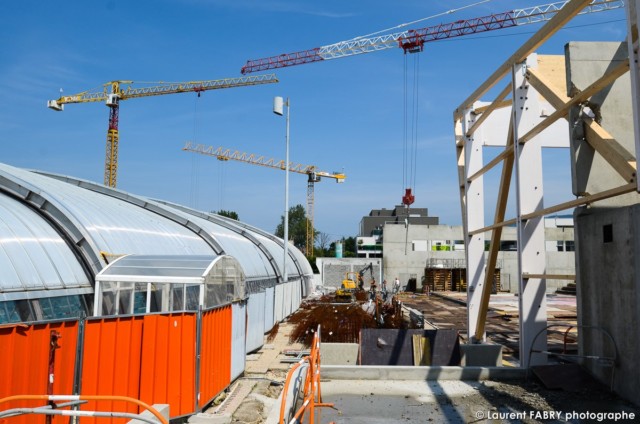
left=273, top=96, right=290, bottom=285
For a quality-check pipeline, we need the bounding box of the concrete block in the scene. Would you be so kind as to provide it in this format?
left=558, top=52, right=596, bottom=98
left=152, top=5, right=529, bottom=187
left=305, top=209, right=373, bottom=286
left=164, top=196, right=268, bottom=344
left=321, top=365, right=525, bottom=381
left=127, top=404, right=169, bottom=423
left=321, top=343, right=359, bottom=365
left=187, top=412, right=231, bottom=424
left=460, top=343, right=503, bottom=367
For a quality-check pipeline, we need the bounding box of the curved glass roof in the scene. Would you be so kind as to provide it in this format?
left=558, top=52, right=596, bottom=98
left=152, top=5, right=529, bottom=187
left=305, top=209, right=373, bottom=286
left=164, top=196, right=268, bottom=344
left=0, top=191, right=91, bottom=301
left=0, top=163, right=313, bottom=301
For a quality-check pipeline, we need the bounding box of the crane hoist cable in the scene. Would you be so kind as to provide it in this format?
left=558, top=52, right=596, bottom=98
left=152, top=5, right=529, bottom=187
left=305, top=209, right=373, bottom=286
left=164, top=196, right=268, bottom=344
left=401, top=52, right=420, bottom=207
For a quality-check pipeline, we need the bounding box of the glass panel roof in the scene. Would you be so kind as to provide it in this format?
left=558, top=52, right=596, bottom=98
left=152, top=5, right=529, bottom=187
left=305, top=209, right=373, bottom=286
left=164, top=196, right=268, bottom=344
left=99, top=255, right=216, bottom=279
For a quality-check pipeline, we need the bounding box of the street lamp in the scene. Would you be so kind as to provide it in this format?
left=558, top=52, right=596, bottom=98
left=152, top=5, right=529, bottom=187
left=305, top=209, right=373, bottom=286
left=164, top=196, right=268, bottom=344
left=273, top=96, right=290, bottom=285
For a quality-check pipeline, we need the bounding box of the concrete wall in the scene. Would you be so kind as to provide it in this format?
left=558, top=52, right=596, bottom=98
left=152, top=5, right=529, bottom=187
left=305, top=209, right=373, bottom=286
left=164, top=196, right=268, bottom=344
left=316, top=258, right=382, bottom=289
left=575, top=206, right=640, bottom=405
left=568, top=42, right=640, bottom=406
left=567, top=42, right=636, bottom=206
left=381, top=224, right=575, bottom=293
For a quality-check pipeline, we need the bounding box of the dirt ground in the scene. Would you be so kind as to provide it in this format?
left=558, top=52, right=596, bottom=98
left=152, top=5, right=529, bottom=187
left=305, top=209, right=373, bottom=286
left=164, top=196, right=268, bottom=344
left=449, top=379, right=638, bottom=424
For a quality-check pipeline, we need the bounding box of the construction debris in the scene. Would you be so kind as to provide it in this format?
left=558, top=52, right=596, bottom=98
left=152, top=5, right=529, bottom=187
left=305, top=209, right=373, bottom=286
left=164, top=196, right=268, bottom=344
left=286, top=294, right=417, bottom=347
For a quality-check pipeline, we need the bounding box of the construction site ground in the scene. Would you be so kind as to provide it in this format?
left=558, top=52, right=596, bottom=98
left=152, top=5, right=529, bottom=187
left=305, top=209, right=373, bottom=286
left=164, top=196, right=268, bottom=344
left=187, top=291, right=639, bottom=423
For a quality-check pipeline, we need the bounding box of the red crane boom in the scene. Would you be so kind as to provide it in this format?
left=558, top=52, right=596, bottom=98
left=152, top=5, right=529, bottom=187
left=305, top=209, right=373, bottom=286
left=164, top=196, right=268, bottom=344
left=240, top=0, right=623, bottom=74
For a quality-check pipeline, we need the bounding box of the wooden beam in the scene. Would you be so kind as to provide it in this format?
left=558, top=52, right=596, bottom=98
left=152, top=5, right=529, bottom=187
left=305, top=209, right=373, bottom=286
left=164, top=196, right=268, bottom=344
left=466, top=83, right=512, bottom=137
left=474, top=119, right=515, bottom=341
left=473, top=99, right=512, bottom=115
left=454, top=0, right=593, bottom=121
left=525, top=65, right=636, bottom=182
left=467, top=148, right=513, bottom=183
left=521, top=182, right=637, bottom=220
left=469, top=218, right=517, bottom=236
left=522, top=273, right=576, bottom=281
left=522, top=61, right=630, bottom=144
left=470, top=182, right=637, bottom=235
left=583, top=117, right=637, bottom=182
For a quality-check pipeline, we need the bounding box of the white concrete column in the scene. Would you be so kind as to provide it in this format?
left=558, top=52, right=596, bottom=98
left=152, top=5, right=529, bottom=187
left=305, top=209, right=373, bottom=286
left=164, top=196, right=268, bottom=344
left=462, top=108, right=486, bottom=342
left=512, top=55, right=548, bottom=367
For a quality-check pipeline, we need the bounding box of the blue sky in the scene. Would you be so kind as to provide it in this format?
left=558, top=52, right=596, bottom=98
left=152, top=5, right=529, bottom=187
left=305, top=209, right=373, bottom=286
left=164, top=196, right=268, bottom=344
left=1, top=1, right=627, bottom=241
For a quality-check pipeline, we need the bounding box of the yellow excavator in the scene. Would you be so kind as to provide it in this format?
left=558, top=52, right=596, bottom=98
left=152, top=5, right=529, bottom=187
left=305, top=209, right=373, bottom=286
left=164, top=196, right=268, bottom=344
left=335, top=263, right=374, bottom=302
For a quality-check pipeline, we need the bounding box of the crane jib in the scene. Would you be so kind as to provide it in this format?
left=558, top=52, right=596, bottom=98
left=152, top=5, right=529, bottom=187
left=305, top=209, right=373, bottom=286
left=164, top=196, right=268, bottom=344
left=239, top=0, right=624, bottom=73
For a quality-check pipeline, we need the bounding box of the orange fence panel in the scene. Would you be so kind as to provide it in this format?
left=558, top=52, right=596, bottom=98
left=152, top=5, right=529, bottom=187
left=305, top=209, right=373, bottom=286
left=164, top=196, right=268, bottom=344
left=0, top=320, right=78, bottom=424
left=199, top=305, right=232, bottom=409
left=139, top=313, right=197, bottom=418
left=80, top=316, right=145, bottom=424
left=1, top=308, right=236, bottom=423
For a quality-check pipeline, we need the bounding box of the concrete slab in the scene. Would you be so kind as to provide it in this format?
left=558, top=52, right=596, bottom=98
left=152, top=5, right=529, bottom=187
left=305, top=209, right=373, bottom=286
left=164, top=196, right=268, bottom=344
left=320, top=343, right=359, bottom=365
left=321, top=365, right=525, bottom=381
left=460, top=344, right=503, bottom=367
left=187, top=412, right=231, bottom=424
left=310, top=379, right=487, bottom=424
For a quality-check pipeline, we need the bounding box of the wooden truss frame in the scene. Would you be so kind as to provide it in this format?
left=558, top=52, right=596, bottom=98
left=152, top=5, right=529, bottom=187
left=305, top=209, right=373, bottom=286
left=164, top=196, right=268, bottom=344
left=453, top=0, right=639, bottom=367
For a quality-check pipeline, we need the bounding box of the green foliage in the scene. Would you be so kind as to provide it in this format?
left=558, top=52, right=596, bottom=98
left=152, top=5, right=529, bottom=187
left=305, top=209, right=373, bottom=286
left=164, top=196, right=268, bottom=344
left=216, top=210, right=239, bottom=220
left=326, top=236, right=357, bottom=258
left=275, top=204, right=314, bottom=249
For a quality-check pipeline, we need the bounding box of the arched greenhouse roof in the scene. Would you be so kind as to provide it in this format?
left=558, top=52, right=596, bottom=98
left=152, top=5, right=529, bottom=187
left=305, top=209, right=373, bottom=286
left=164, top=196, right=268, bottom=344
left=0, top=163, right=312, bottom=304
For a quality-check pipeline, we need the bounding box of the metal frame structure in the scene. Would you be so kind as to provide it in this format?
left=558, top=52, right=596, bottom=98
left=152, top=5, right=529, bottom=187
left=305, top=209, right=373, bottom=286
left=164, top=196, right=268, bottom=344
left=240, top=0, right=623, bottom=74
left=47, top=74, right=279, bottom=188
left=454, top=0, right=638, bottom=367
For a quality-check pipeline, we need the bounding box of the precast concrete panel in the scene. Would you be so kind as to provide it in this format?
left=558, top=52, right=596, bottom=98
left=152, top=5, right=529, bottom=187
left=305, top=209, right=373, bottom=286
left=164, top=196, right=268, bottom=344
left=231, top=302, right=246, bottom=381
left=283, top=281, right=293, bottom=317
left=246, top=292, right=266, bottom=353
left=264, top=286, right=275, bottom=332
left=566, top=42, right=636, bottom=204
left=274, top=284, right=285, bottom=322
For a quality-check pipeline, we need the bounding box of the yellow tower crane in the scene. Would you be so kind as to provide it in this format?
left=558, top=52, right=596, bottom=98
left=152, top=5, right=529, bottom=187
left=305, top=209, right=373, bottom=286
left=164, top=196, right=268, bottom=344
left=47, top=74, right=279, bottom=188
left=183, top=141, right=345, bottom=256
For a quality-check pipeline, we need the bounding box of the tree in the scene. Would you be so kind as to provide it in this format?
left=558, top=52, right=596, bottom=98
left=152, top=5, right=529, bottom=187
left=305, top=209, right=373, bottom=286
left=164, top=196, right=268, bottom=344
left=216, top=210, right=239, bottom=220
left=342, top=236, right=357, bottom=257
left=275, top=204, right=316, bottom=250
left=316, top=232, right=332, bottom=257
left=328, top=236, right=357, bottom=257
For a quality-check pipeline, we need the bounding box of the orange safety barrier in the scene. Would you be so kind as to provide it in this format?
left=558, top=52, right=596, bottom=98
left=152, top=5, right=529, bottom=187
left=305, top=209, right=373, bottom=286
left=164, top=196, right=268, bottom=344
left=0, top=394, right=168, bottom=424
left=199, top=305, right=232, bottom=409
left=0, top=321, right=79, bottom=424
left=139, top=313, right=197, bottom=417
left=279, top=326, right=335, bottom=424
left=0, top=305, right=235, bottom=423
left=82, top=313, right=198, bottom=422
left=81, top=315, right=145, bottom=424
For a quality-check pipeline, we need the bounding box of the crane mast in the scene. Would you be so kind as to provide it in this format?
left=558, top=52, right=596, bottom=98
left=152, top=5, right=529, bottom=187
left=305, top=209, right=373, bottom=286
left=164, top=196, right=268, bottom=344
left=240, top=0, right=623, bottom=74
left=48, top=74, right=279, bottom=188
left=183, top=141, right=346, bottom=256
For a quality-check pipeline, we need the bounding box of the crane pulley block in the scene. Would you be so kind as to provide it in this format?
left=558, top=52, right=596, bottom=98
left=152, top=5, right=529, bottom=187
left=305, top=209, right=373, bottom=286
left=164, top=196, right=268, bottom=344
left=402, top=188, right=415, bottom=206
